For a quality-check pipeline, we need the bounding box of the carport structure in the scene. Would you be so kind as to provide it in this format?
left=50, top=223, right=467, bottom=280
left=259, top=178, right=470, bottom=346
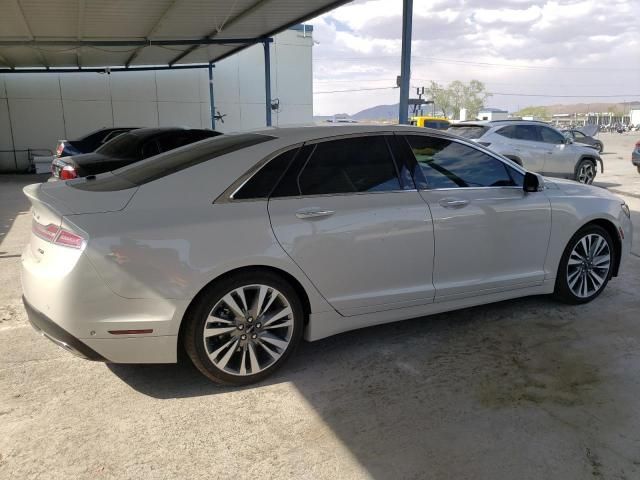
left=0, top=0, right=353, bottom=128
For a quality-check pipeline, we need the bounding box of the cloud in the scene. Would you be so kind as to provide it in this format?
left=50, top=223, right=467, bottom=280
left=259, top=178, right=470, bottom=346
left=309, top=0, right=640, bottom=115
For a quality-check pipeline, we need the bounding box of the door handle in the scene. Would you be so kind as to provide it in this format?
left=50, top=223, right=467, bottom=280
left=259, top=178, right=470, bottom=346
left=295, top=208, right=335, bottom=219
left=439, top=198, right=469, bottom=208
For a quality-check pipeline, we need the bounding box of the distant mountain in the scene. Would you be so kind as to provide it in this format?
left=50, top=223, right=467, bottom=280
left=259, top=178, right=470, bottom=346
left=352, top=104, right=400, bottom=121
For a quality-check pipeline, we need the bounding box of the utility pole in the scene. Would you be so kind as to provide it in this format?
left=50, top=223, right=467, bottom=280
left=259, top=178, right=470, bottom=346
left=398, top=0, right=413, bottom=124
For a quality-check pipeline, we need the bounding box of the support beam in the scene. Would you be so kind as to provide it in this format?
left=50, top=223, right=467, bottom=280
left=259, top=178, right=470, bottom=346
left=76, top=0, right=85, bottom=67
left=208, top=62, right=216, bottom=129
left=126, top=0, right=182, bottom=67
left=398, top=0, right=413, bottom=125
left=0, top=64, right=211, bottom=73
left=168, top=0, right=271, bottom=65
left=263, top=40, right=272, bottom=127
left=0, top=38, right=269, bottom=47
left=13, top=0, right=48, bottom=68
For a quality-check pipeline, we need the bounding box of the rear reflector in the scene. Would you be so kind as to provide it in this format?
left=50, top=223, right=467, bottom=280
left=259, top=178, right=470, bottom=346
left=108, top=329, right=154, bottom=335
left=32, top=219, right=85, bottom=249
left=60, top=165, right=78, bottom=180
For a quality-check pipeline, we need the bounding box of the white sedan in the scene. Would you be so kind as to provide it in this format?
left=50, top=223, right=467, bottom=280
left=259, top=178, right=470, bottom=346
left=21, top=125, right=633, bottom=385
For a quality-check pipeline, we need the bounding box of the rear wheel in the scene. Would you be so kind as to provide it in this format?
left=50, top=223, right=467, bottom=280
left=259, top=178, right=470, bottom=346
left=553, top=225, right=614, bottom=304
left=576, top=159, right=596, bottom=184
left=184, top=271, right=304, bottom=385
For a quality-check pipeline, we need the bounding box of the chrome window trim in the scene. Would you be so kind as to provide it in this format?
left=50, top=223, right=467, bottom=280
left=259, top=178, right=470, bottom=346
left=215, top=143, right=304, bottom=204
left=217, top=132, right=406, bottom=203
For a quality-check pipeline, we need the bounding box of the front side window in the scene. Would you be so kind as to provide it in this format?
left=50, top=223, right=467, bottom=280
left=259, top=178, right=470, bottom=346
left=273, top=136, right=401, bottom=197
left=403, top=135, right=520, bottom=189
left=538, top=126, right=565, bottom=144
left=573, top=131, right=586, bottom=139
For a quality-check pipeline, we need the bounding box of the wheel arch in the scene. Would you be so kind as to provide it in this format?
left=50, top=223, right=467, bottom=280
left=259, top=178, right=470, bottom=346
left=177, top=265, right=313, bottom=351
left=578, top=218, right=622, bottom=277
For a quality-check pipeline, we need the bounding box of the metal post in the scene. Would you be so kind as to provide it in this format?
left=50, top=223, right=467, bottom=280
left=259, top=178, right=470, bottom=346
left=263, top=40, right=272, bottom=127
left=398, top=0, right=413, bottom=124
left=208, top=62, right=216, bottom=129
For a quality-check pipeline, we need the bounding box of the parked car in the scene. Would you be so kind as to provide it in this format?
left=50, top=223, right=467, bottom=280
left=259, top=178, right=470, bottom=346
left=411, top=116, right=450, bottom=130
left=55, top=127, right=139, bottom=158
left=562, top=129, right=603, bottom=153
left=51, top=127, right=221, bottom=179
left=633, top=140, right=640, bottom=173
left=447, top=120, right=603, bottom=184
left=22, top=125, right=632, bottom=385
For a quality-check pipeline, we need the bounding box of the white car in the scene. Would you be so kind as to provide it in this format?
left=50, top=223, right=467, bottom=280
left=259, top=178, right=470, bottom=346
left=21, top=125, right=632, bottom=385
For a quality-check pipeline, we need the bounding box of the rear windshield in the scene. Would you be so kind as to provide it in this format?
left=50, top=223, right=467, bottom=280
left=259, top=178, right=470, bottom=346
left=96, top=133, right=141, bottom=157
left=113, top=133, right=275, bottom=186
left=446, top=125, right=489, bottom=139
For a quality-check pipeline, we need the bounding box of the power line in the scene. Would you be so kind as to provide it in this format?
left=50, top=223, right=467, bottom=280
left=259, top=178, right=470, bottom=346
left=314, top=86, right=397, bottom=94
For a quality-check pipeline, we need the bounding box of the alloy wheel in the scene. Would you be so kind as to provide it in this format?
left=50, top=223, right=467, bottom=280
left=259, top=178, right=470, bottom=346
left=577, top=162, right=596, bottom=184
left=566, top=233, right=611, bottom=298
left=202, top=284, right=295, bottom=376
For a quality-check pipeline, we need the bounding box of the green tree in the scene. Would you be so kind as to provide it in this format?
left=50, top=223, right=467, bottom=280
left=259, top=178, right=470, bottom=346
left=516, top=106, right=549, bottom=119
left=424, top=80, right=491, bottom=119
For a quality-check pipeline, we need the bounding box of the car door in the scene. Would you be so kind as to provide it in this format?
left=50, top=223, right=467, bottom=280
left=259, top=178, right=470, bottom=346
left=399, top=133, right=551, bottom=300
left=493, top=125, right=547, bottom=172
left=268, top=134, right=436, bottom=316
left=536, top=125, right=576, bottom=177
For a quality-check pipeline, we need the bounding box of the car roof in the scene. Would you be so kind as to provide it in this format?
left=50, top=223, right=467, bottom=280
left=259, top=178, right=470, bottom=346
left=240, top=124, right=462, bottom=143
left=453, top=119, right=552, bottom=127
left=125, top=127, right=214, bottom=139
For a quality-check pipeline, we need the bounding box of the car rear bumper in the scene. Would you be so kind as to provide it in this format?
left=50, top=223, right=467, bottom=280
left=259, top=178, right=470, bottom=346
left=23, top=295, right=106, bottom=361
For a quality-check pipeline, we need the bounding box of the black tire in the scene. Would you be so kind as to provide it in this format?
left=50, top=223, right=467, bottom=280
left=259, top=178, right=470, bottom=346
left=553, top=224, right=614, bottom=304
left=575, top=158, right=597, bottom=184
left=183, top=270, right=304, bottom=385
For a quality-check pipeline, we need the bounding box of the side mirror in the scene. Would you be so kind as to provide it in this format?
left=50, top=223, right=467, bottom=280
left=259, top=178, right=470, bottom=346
left=523, top=172, right=541, bottom=192
left=565, top=137, right=573, bottom=145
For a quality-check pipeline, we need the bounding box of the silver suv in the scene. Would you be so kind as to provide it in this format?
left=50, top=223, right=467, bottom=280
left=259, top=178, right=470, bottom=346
left=448, top=120, right=603, bottom=184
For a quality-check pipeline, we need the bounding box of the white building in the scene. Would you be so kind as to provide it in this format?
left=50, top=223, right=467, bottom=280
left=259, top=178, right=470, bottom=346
left=477, top=108, right=509, bottom=121
left=0, top=27, right=313, bottom=172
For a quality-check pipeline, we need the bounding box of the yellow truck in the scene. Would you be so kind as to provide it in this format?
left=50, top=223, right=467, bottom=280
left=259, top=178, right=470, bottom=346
left=410, top=116, right=451, bottom=130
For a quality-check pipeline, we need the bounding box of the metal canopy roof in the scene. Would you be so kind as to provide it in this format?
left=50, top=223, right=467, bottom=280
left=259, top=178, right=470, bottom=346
left=0, top=0, right=349, bottom=70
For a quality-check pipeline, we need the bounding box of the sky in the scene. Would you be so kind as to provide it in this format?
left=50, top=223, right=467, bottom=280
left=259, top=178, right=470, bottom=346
left=308, top=0, right=640, bottom=116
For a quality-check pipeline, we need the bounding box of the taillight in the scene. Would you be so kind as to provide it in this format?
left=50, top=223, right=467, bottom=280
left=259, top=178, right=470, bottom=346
left=56, top=142, right=65, bottom=157
left=32, top=220, right=85, bottom=249
left=60, top=165, right=77, bottom=180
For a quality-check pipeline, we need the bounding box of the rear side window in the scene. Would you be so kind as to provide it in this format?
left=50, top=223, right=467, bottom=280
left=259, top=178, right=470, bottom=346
left=233, top=147, right=300, bottom=199
left=404, top=135, right=518, bottom=189
left=294, top=136, right=401, bottom=196
left=512, top=125, right=539, bottom=142
left=447, top=125, right=489, bottom=139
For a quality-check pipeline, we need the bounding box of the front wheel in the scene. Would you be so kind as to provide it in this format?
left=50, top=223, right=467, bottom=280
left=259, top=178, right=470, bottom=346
left=183, top=271, right=304, bottom=385
left=553, top=225, right=614, bottom=304
left=576, top=159, right=596, bottom=184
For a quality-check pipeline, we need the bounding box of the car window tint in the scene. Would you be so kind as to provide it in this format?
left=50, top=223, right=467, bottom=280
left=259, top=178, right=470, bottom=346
left=233, top=147, right=300, bottom=199
left=297, top=136, right=401, bottom=195
left=573, top=131, right=586, bottom=138
left=513, top=125, right=539, bottom=142
left=538, top=126, right=565, bottom=144
left=497, top=125, right=517, bottom=139
left=96, top=133, right=141, bottom=156
left=141, top=139, right=160, bottom=158
left=404, top=135, right=517, bottom=189
left=271, top=145, right=315, bottom=197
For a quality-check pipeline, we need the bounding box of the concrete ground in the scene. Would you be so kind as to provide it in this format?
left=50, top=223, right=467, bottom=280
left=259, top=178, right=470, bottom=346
left=1, top=132, right=640, bottom=480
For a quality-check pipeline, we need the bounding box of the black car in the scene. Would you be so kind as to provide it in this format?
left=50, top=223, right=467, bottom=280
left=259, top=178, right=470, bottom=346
left=562, top=128, right=603, bottom=153
left=51, top=127, right=221, bottom=179
left=55, top=127, right=139, bottom=158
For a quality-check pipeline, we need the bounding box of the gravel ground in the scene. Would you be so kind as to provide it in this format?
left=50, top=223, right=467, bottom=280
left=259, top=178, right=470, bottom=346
left=1, top=132, right=640, bottom=480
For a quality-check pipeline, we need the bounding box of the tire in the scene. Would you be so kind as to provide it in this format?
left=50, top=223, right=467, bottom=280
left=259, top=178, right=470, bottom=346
left=553, top=225, right=614, bottom=304
left=183, top=270, right=304, bottom=385
left=637, top=166, right=640, bottom=175
left=575, top=158, right=597, bottom=184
